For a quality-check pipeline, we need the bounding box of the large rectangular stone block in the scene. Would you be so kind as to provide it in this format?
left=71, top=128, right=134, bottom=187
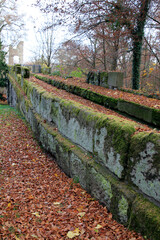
left=128, top=132, right=160, bottom=203
left=108, top=72, right=124, bottom=88
left=118, top=100, right=153, bottom=123
left=94, top=118, right=136, bottom=179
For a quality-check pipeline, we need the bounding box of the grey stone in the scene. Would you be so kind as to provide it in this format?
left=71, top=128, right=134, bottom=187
left=108, top=72, right=124, bottom=88
left=70, top=153, right=87, bottom=189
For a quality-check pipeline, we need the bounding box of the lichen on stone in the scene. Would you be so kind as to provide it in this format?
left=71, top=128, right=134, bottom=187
left=118, top=196, right=129, bottom=224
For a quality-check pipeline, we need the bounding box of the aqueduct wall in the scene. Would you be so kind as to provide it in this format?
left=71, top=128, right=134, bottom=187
left=7, top=67, right=160, bottom=240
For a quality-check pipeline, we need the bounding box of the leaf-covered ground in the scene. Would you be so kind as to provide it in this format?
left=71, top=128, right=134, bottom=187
left=0, top=105, right=145, bottom=239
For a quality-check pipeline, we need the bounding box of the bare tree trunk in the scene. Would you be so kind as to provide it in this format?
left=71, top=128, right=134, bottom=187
left=111, top=37, right=119, bottom=71
left=102, top=28, right=107, bottom=70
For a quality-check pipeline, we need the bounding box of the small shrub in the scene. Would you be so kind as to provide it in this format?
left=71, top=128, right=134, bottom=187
left=70, top=68, right=83, bottom=78
left=42, top=67, right=51, bottom=75
left=51, top=70, right=61, bottom=77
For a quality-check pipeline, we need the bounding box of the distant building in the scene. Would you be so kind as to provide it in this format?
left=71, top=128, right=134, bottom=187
left=9, top=41, right=24, bottom=65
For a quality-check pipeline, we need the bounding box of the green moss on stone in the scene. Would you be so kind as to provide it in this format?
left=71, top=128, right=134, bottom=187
left=24, top=98, right=30, bottom=112
left=22, top=67, right=30, bottom=78
left=130, top=195, right=160, bottom=240
left=152, top=108, right=160, bottom=127
left=17, top=74, right=21, bottom=85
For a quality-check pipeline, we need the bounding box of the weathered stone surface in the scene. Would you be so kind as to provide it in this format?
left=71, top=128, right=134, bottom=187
left=87, top=71, right=99, bottom=85
left=70, top=153, right=87, bottom=189
left=39, top=124, right=49, bottom=149
left=8, top=80, right=17, bottom=107
left=130, top=196, right=160, bottom=240
left=55, top=143, right=70, bottom=176
left=39, top=93, right=53, bottom=122
left=87, top=166, right=113, bottom=208
left=29, top=83, right=45, bottom=115
left=108, top=72, right=124, bottom=88
left=152, top=109, right=160, bottom=127
left=87, top=71, right=108, bottom=88
left=58, top=106, right=94, bottom=153
left=100, top=72, right=108, bottom=88
left=128, top=132, right=160, bottom=203
left=47, top=133, right=57, bottom=155
left=118, top=100, right=153, bottom=123
left=94, top=118, right=135, bottom=178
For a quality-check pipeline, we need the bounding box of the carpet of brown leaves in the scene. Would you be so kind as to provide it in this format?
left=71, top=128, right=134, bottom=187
left=0, top=107, right=145, bottom=239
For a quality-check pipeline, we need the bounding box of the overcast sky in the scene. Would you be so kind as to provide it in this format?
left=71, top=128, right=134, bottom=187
left=17, top=0, right=68, bottom=63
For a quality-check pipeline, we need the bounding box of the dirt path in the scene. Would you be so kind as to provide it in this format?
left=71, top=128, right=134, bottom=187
left=0, top=105, right=144, bottom=240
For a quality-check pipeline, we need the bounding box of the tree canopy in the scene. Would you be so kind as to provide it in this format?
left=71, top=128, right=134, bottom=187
left=35, top=0, right=160, bottom=90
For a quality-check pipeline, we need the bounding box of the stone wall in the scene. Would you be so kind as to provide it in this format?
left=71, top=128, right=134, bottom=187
left=7, top=69, right=160, bottom=240
left=87, top=71, right=124, bottom=88
left=35, top=74, right=160, bottom=128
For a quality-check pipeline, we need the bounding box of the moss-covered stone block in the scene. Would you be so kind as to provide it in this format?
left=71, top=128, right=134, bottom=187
left=55, top=141, right=71, bottom=176
left=87, top=71, right=108, bottom=88
left=128, top=132, right=160, bottom=203
left=152, top=108, right=160, bottom=127
left=72, top=86, right=83, bottom=96
left=14, top=65, right=21, bottom=74
left=130, top=196, right=160, bottom=240
left=103, top=96, right=118, bottom=109
left=89, top=92, right=104, bottom=105
left=39, top=92, right=53, bottom=122
left=94, top=116, right=136, bottom=179
left=70, top=153, right=87, bottom=189
left=58, top=103, right=94, bottom=153
left=29, top=84, right=46, bottom=114
left=87, top=161, right=136, bottom=225
left=118, top=99, right=153, bottom=123
left=108, top=72, right=124, bottom=88
left=17, top=74, right=21, bottom=85
left=100, top=71, right=108, bottom=88
left=39, top=124, right=49, bottom=149
left=86, top=71, right=99, bottom=85
left=41, top=67, right=51, bottom=75
left=87, top=166, right=113, bottom=209
left=22, top=67, right=30, bottom=78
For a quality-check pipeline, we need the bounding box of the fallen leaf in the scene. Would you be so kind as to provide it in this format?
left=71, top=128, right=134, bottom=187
left=95, top=224, right=103, bottom=229
left=53, top=202, right=61, bottom=205
left=32, top=212, right=40, bottom=218
left=28, top=195, right=34, bottom=200
left=7, top=202, right=11, bottom=208
left=77, top=212, right=85, bottom=217
left=31, top=234, right=38, bottom=238
left=67, top=228, right=80, bottom=238
left=15, top=236, right=21, bottom=240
